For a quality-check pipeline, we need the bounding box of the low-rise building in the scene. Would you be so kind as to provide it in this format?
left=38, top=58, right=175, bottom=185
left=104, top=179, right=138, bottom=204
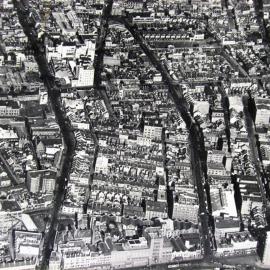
left=215, top=215, right=240, bottom=241
left=0, top=101, right=20, bottom=116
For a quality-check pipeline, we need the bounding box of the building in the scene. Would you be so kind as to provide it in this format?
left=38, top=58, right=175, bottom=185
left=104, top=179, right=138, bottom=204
left=256, top=107, right=270, bottom=127
left=211, top=109, right=224, bottom=122
left=0, top=259, right=36, bottom=270
left=208, top=163, right=229, bottom=177
left=30, top=120, right=60, bottom=137
left=0, top=100, right=20, bottom=116
left=144, top=227, right=172, bottom=264
left=0, top=125, right=18, bottom=140
left=42, top=175, right=56, bottom=193
left=215, top=215, right=240, bottom=241
left=95, top=156, right=109, bottom=174
left=26, top=173, right=40, bottom=193
left=111, top=237, right=151, bottom=268
left=36, top=138, right=62, bottom=158
left=123, top=205, right=144, bottom=217
left=173, top=202, right=199, bottom=223
left=207, top=150, right=226, bottom=164
left=215, top=231, right=257, bottom=258
left=47, top=40, right=95, bottom=61
left=63, top=251, right=111, bottom=269
left=145, top=201, right=167, bottom=219
left=52, top=12, right=77, bottom=36
left=211, top=187, right=237, bottom=217
left=264, top=0, right=270, bottom=9
left=171, top=233, right=202, bottom=262
left=262, top=231, right=270, bottom=266
left=14, top=230, right=42, bottom=259
left=72, top=65, right=95, bottom=88
left=0, top=200, right=21, bottom=233
left=27, top=169, right=57, bottom=193
left=2, top=0, right=13, bottom=9
left=66, top=10, right=84, bottom=31
left=143, top=125, right=163, bottom=141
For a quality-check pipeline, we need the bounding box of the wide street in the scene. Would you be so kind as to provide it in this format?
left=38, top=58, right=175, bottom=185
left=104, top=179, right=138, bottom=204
left=121, top=15, right=212, bottom=260
left=13, top=0, right=76, bottom=268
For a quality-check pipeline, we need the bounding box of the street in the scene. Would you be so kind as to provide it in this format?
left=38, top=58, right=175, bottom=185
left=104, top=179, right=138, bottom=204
left=13, top=1, right=76, bottom=269
left=94, top=0, right=117, bottom=121
left=0, top=151, right=20, bottom=185
left=243, top=95, right=267, bottom=206
left=121, top=15, right=213, bottom=260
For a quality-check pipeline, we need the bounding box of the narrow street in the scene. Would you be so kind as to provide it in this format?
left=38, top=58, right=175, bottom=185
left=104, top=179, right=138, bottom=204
left=242, top=95, right=267, bottom=207
left=253, top=0, right=269, bottom=43
left=5, top=0, right=270, bottom=269
left=94, top=0, right=116, bottom=120
left=206, top=25, right=250, bottom=78
left=83, top=101, right=99, bottom=213
left=121, top=16, right=212, bottom=260
left=13, top=1, right=76, bottom=269
left=220, top=49, right=250, bottom=78
left=81, top=0, right=114, bottom=213
left=219, top=84, right=231, bottom=153
left=161, top=128, right=173, bottom=218
left=0, top=151, right=20, bottom=185
left=24, top=117, right=42, bottom=170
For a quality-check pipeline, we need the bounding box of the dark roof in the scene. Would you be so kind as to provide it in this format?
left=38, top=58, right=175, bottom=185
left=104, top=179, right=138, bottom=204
left=1, top=200, right=21, bottom=211
left=28, top=169, right=57, bottom=179
left=98, top=241, right=111, bottom=254
left=170, top=237, right=187, bottom=252
left=181, top=233, right=200, bottom=245
left=0, top=100, right=20, bottom=109
left=215, top=216, right=240, bottom=229
left=40, top=138, right=62, bottom=146
left=105, top=237, right=114, bottom=251
left=146, top=200, right=167, bottom=212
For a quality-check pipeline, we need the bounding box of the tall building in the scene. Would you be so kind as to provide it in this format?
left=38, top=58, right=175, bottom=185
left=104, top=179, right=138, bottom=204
left=144, top=227, right=172, bottom=264
left=26, top=173, right=40, bottom=193
left=143, top=125, right=163, bottom=141
left=145, top=201, right=167, bottom=220
left=95, top=156, right=109, bottom=174
left=42, top=176, right=56, bottom=193
left=215, top=215, right=240, bottom=241
left=264, top=0, right=270, bottom=9
left=2, top=0, right=14, bottom=9
left=263, top=231, right=270, bottom=266
left=173, top=202, right=199, bottom=223
left=0, top=201, right=21, bottom=233
left=256, top=108, right=270, bottom=126
left=27, top=169, right=56, bottom=193
left=76, top=65, right=95, bottom=87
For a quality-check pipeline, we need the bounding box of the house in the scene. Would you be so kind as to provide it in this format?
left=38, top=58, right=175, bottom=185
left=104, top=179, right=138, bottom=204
left=207, top=150, right=226, bottom=164
left=0, top=100, right=20, bottom=116
left=145, top=201, right=167, bottom=219
left=211, top=109, right=224, bottom=123
left=215, top=215, right=240, bottom=241
left=256, top=104, right=270, bottom=127
left=173, top=202, right=199, bottom=223
left=26, top=169, right=57, bottom=193
left=36, top=138, right=62, bottom=158
left=208, top=163, right=229, bottom=177
left=215, top=231, right=257, bottom=257
left=143, top=124, right=163, bottom=141
left=123, top=205, right=144, bottom=218
left=95, top=156, right=109, bottom=174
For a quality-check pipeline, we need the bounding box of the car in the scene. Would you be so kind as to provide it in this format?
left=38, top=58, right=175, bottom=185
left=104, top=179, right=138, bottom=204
left=168, top=264, right=179, bottom=269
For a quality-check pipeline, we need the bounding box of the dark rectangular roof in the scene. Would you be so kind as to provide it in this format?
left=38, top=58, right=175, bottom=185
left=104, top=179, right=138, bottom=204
left=1, top=200, right=21, bottom=211
left=0, top=100, right=20, bottom=109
